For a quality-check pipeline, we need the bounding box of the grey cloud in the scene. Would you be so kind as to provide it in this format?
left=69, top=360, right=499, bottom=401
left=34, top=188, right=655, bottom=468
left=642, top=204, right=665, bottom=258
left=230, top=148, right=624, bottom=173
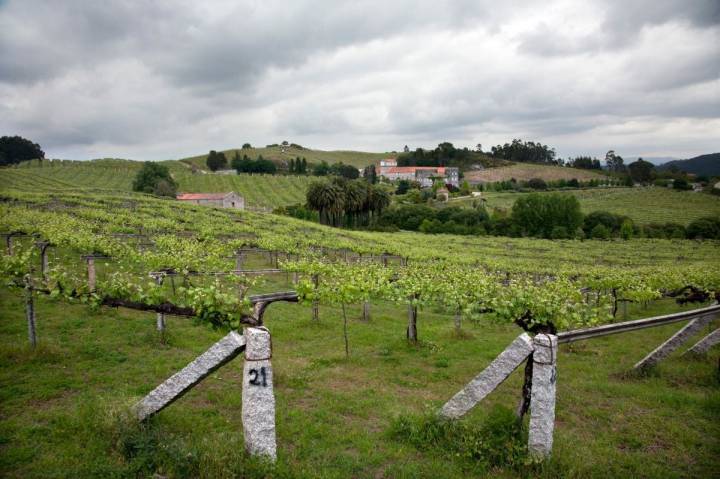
left=0, top=0, right=718, bottom=160
left=519, top=0, right=720, bottom=57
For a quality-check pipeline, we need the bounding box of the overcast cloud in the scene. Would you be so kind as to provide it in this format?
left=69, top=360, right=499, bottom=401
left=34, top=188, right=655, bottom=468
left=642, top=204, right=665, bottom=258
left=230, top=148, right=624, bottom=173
left=1, top=0, right=718, bottom=160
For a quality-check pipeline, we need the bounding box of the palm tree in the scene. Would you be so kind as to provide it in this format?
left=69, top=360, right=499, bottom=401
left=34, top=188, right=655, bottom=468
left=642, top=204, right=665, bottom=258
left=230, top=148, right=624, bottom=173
left=368, top=186, right=390, bottom=221
left=306, top=180, right=345, bottom=226
left=344, top=180, right=368, bottom=227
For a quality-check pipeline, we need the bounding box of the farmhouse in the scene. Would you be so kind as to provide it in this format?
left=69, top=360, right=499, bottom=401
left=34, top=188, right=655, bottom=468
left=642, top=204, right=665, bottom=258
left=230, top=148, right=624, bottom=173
left=176, top=192, right=245, bottom=210
left=377, top=159, right=460, bottom=187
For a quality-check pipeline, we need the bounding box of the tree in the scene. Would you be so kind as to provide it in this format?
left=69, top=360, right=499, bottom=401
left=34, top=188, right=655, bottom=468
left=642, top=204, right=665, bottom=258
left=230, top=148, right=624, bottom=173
left=628, top=158, right=654, bottom=183
left=242, top=143, right=252, bottom=149
left=132, top=162, right=177, bottom=197
left=605, top=150, right=625, bottom=173
left=206, top=150, right=228, bottom=171
left=0, top=136, right=45, bottom=166
left=363, top=165, right=377, bottom=184
left=289, top=158, right=295, bottom=173
left=403, top=145, right=410, bottom=153
left=511, top=193, right=583, bottom=238
left=396, top=179, right=412, bottom=195
left=313, top=161, right=330, bottom=176
left=306, top=180, right=346, bottom=226
left=300, top=157, right=307, bottom=174
left=330, top=162, right=360, bottom=179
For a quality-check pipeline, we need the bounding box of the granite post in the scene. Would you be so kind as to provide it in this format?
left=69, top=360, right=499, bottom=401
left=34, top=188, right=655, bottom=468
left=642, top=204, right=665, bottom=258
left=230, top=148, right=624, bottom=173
left=685, top=327, right=720, bottom=356
left=439, top=333, right=534, bottom=419
left=242, top=326, right=277, bottom=461
left=634, top=315, right=714, bottom=371
left=136, top=331, right=246, bottom=421
left=527, top=334, right=558, bottom=459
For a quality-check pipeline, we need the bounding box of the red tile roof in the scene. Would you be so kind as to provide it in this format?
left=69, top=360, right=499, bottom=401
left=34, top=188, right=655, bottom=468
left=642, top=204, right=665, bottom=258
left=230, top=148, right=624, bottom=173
left=385, top=166, right=447, bottom=174
left=176, top=193, right=230, bottom=200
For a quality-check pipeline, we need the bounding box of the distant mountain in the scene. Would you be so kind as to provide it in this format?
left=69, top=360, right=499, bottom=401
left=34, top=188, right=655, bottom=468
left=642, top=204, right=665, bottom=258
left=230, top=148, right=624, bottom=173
left=625, top=156, right=680, bottom=166
left=657, top=153, right=720, bottom=176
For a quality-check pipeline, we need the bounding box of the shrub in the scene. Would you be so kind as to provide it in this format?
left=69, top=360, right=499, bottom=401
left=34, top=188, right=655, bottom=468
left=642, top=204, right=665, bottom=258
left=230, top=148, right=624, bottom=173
left=526, top=177, right=548, bottom=190
left=590, top=223, right=611, bottom=239
left=550, top=226, right=570, bottom=239
left=686, top=216, right=720, bottom=239
left=620, top=219, right=634, bottom=239
left=583, top=211, right=628, bottom=236
left=673, top=178, right=692, bottom=190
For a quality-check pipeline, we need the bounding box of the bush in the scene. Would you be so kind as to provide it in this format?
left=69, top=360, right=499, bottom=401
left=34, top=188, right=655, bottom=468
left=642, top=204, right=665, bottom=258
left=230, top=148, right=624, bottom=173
left=526, top=178, right=547, bottom=190
left=583, top=211, right=629, bottom=236
left=590, top=223, right=611, bottom=239
left=620, top=219, right=634, bottom=239
left=686, top=216, right=720, bottom=239
left=673, top=178, right=692, bottom=190
left=550, top=226, right=570, bottom=239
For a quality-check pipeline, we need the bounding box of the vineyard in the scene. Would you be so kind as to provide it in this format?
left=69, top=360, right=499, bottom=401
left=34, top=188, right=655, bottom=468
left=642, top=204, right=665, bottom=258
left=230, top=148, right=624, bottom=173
left=0, top=161, right=311, bottom=209
left=0, top=184, right=719, bottom=477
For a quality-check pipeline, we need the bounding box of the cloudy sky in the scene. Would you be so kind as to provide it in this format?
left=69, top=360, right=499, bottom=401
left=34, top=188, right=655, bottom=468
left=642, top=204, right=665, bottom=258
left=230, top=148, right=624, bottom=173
left=1, top=0, right=718, bottom=161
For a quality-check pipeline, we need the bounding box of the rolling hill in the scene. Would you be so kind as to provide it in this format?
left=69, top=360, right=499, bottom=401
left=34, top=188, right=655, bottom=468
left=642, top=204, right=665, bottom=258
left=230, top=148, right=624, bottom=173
left=180, top=145, right=393, bottom=170
left=657, top=153, right=720, bottom=176
left=464, top=162, right=607, bottom=183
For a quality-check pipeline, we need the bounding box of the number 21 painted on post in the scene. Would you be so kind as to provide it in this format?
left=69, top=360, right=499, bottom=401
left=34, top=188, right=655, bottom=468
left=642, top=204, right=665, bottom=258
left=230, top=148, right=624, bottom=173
left=248, top=367, right=268, bottom=387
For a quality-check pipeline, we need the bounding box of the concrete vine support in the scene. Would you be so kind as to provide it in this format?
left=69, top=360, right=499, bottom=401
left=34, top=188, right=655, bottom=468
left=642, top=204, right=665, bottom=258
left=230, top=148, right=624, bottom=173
left=684, top=327, right=720, bottom=356
left=135, top=331, right=246, bottom=421
left=86, top=256, right=96, bottom=292
left=242, top=327, right=277, bottom=461
left=439, top=333, right=534, bottom=419
left=527, top=334, right=558, bottom=460
left=151, top=274, right=166, bottom=332
left=24, top=275, right=37, bottom=348
left=312, top=274, right=319, bottom=322
left=633, top=314, right=715, bottom=372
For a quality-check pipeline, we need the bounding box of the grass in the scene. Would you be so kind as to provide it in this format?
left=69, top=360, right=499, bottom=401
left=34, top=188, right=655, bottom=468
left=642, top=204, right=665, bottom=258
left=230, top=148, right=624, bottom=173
left=478, top=187, right=720, bottom=225
left=465, top=163, right=607, bottom=183
left=181, top=145, right=393, bottom=170
left=1, top=287, right=718, bottom=478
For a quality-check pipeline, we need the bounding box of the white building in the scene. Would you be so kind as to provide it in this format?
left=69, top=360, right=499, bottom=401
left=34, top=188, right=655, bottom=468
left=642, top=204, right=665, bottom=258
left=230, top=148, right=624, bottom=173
left=376, top=158, right=460, bottom=187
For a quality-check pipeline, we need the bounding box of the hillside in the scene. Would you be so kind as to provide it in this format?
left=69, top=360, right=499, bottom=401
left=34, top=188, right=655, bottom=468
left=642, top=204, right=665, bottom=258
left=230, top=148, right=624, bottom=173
left=657, top=153, right=720, bottom=176
left=464, top=162, right=607, bottom=183
left=181, top=145, right=393, bottom=170
left=0, top=161, right=310, bottom=209
left=475, top=187, right=720, bottom=225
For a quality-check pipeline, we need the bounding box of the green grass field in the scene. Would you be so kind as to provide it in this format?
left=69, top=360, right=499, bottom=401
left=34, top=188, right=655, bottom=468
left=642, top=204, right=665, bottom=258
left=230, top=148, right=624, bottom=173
left=181, top=145, right=393, bottom=170
left=1, top=288, right=718, bottom=478
left=477, top=187, right=720, bottom=225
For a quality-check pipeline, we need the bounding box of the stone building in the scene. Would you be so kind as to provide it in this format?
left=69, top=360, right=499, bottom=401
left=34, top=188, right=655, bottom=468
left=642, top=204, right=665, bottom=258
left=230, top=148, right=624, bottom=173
left=176, top=192, right=245, bottom=210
